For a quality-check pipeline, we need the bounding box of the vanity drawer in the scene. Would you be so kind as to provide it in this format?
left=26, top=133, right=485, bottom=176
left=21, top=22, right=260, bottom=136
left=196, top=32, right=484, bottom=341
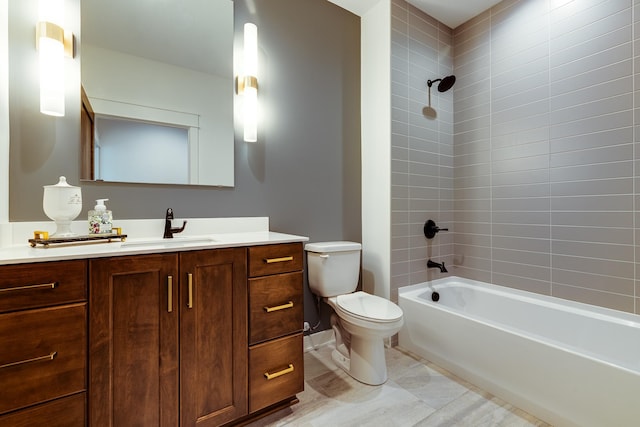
left=0, top=393, right=85, bottom=427
left=0, top=260, right=87, bottom=313
left=249, top=271, right=303, bottom=344
left=248, top=243, right=303, bottom=277
left=249, top=333, right=304, bottom=413
left=0, top=303, right=86, bottom=415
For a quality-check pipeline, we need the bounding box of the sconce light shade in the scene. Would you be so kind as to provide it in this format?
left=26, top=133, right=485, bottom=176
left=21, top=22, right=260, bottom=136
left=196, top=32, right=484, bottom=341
left=37, top=0, right=73, bottom=117
left=243, top=79, right=258, bottom=142
left=242, top=23, right=258, bottom=142
left=38, top=23, right=65, bottom=116
left=244, top=23, right=258, bottom=78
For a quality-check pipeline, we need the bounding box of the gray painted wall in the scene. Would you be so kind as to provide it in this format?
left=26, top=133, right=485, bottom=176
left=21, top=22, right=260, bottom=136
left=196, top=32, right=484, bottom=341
left=8, top=0, right=361, bottom=327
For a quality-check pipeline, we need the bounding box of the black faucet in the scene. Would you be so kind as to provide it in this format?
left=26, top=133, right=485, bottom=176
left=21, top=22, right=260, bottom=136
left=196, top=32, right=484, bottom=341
left=427, top=259, right=448, bottom=273
left=163, top=208, right=187, bottom=238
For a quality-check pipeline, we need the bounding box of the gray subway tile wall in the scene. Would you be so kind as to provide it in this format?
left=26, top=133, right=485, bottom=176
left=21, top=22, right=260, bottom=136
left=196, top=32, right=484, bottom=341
left=391, top=0, right=455, bottom=300
left=392, top=0, right=640, bottom=315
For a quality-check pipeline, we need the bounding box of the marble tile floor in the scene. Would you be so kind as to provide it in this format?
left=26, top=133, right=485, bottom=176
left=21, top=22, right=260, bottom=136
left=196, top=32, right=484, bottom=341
left=248, top=343, right=551, bottom=427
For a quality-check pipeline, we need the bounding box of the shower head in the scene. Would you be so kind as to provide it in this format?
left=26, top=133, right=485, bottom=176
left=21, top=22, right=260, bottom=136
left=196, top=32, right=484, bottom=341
left=424, top=74, right=455, bottom=119
left=427, top=75, right=456, bottom=93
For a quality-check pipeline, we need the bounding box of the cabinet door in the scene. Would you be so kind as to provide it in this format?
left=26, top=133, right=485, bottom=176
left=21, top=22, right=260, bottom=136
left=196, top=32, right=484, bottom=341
left=180, top=248, right=248, bottom=427
left=90, top=254, right=179, bottom=427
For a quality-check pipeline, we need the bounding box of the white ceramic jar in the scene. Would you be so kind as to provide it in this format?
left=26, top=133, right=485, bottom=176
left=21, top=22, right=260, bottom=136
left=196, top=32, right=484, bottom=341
left=42, top=176, right=82, bottom=237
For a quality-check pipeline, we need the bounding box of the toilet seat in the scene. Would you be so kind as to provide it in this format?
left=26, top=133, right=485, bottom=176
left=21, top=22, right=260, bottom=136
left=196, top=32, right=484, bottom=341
left=334, top=291, right=403, bottom=323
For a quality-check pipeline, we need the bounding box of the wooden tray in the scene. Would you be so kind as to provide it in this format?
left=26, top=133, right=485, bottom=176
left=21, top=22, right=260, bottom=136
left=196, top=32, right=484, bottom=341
left=29, top=233, right=127, bottom=248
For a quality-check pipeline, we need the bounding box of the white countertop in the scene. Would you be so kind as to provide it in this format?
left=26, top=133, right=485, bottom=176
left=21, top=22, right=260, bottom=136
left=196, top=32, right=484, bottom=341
left=0, top=217, right=309, bottom=265
left=0, top=231, right=308, bottom=265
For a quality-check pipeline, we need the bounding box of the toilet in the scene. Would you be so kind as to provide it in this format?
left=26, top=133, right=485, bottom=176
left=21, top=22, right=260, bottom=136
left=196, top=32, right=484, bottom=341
left=305, top=241, right=404, bottom=385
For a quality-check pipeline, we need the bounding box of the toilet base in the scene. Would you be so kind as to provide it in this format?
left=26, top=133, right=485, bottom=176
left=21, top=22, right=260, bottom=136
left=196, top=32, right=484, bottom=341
left=331, top=333, right=388, bottom=386
left=324, top=295, right=403, bottom=386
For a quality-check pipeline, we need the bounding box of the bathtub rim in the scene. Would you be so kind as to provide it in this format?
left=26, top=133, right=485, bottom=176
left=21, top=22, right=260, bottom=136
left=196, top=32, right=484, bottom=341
left=400, top=275, right=640, bottom=327
left=398, top=276, right=640, bottom=376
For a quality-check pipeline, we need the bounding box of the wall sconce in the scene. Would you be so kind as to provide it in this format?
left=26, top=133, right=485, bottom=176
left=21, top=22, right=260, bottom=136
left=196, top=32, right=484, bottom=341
left=237, top=23, right=258, bottom=142
left=36, top=0, right=74, bottom=117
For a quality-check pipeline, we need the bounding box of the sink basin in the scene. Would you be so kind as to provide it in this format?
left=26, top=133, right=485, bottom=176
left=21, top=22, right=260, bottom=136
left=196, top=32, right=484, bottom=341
left=120, top=236, right=217, bottom=248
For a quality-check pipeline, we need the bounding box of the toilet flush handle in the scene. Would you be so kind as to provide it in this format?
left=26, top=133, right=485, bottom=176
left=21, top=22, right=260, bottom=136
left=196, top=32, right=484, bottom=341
left=320, top=254, right=330, bottom=259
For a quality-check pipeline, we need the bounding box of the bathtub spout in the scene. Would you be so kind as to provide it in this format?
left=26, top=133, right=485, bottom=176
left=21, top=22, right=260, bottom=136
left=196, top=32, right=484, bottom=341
left=427, top=259, right=447, bottom=273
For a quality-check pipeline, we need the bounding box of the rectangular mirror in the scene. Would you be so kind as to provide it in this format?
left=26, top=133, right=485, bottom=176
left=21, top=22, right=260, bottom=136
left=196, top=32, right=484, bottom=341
left=80, top=0, right=234, bottom=187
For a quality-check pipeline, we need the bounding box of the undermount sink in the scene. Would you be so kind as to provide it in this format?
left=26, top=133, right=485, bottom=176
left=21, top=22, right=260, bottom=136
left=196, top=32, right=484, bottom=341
left=120, top=235, right=217, bottom=248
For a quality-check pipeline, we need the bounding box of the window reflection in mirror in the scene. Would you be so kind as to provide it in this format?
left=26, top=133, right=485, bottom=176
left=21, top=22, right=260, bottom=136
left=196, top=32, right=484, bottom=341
left=94, top=117, right=191, bottom=185
left=80, top=0, right=234, bottom=187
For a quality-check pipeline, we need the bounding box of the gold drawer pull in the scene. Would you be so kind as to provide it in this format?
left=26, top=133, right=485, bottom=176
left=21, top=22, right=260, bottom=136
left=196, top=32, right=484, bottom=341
left=167, top=276, right=173, bottom=313
left=264, top=256, right=293, bottom=264
left=0, top=351, right=57, bottom=370
left=0, top=282, right=57, bottom=293
left=264, top=364, right=294, bottom=380
left=264, top=301, right=294, bottom=313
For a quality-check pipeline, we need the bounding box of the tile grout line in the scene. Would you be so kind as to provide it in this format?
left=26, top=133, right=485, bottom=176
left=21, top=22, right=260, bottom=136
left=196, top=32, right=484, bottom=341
left=548, top=0, right=553, bottom=298
left=633, top=0, right=637, bottom=315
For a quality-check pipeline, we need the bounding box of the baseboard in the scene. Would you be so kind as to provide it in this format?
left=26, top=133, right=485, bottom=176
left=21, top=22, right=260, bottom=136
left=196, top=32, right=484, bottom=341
left=303, top=330, right=398, bottom=352
left=303, top=329, right=334, bottom=352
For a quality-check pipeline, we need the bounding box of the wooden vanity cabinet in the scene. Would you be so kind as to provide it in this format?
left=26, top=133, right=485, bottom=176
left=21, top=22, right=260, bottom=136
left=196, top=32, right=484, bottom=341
left=90, top=253, right=180, bottom=427
left=0, top=260, right=87, bottom=426
left=247, top=243, right=304, bottom=414
left=89, top=248, right=248, bottom=427
left=0, top=235, right=305, bottom=426
left=179, top=248, right=247, bottom=427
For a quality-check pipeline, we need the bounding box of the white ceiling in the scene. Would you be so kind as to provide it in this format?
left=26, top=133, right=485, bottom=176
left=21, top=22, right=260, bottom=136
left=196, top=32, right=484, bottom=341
left=406, top=0, right=502, bottom=28
left=330, top=0, right=502, bottom=28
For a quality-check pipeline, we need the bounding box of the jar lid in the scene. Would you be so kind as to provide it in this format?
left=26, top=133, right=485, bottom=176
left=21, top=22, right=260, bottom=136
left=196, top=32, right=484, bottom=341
left=44, top=176, right=78, bottom=189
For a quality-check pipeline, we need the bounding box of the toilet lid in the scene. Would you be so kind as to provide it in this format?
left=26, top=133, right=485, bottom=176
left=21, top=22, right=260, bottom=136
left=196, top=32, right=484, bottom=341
left=335, top=292, right=403, bottom=322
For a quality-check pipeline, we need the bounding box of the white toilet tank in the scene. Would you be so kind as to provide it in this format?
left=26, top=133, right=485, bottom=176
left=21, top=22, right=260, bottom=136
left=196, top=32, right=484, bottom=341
left=305, top=241, right=362, bottom=297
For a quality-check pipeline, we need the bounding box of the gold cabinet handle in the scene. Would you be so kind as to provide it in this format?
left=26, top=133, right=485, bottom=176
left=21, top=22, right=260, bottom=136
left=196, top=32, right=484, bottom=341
left=187, top=273, right=193, bottom=309
left=264, top=256, right=293, bottom=264
left=0, top=351, right=57, bottom=370
left=264, top=301, right=294, bottom=313
left=264, top=364, right=294, bottom=380
left=0, top=282, right=57, bottom=293
left=167, top=276, right=173, bottom=313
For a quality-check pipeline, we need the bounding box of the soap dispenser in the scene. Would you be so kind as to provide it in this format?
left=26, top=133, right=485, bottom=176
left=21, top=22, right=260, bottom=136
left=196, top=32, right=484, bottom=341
left=89, top=199, right=113, bottom=234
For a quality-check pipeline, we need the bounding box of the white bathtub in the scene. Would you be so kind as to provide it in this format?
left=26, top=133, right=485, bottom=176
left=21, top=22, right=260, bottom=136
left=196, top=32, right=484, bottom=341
left=398, top=276, right=640, bottom=427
